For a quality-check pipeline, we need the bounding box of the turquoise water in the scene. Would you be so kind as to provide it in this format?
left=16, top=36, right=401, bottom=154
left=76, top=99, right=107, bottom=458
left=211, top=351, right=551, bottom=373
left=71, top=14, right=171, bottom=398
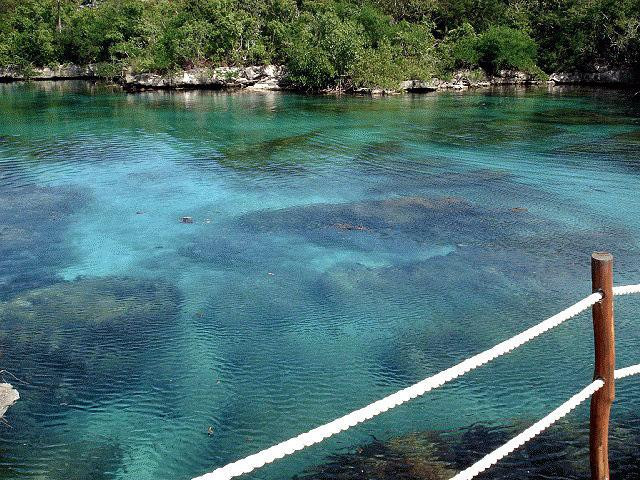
left=0, top=82, right=639, bottom=480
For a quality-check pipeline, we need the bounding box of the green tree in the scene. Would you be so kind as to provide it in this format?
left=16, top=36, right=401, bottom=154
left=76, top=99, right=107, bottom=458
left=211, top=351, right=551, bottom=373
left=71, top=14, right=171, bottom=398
left=475, top=25, right=537, bottom=73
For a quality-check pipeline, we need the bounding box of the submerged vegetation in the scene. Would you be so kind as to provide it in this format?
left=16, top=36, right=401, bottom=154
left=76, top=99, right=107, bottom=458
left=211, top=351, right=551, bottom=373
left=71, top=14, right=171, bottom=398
left=296, top=419, right=640, bottom=480
left=0, top=0, right=639, bottom=89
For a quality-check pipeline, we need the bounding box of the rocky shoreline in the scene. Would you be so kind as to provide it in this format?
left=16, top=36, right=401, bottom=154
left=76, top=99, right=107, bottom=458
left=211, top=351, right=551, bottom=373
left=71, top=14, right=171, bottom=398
left=0, top=63, right=637, bottom=94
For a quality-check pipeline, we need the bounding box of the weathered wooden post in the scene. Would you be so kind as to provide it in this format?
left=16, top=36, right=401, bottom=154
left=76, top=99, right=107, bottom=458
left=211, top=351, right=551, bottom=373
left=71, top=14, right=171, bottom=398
left=590, top=252, right=615, bottom=480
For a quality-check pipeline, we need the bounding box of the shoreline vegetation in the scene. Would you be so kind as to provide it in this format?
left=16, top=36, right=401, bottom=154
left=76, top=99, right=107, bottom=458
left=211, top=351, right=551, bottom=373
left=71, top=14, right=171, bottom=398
left=1, top=1, right=638, bottom=94
left=1, top=63, right=637, bottom=94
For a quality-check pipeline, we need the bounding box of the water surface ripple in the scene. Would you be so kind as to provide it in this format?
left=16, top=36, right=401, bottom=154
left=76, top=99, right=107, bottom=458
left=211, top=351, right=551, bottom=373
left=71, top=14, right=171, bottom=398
left=0, top=83, right=639, bottom=480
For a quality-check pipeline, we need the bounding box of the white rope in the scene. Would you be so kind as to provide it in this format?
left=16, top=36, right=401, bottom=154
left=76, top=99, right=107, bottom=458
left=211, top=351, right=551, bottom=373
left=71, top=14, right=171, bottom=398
left=613, top=284, right=640, bottom=296
left=451, top=363, right=640, bottom=480
left=450, top=379, right=605, bottom=480
left=192, top=292, right=601, bottom=480
left=615, top=363, right=640, bottom=379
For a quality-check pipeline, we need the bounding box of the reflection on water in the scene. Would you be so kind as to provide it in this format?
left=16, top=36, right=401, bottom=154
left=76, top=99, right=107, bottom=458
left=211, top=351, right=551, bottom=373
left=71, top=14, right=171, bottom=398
left=0, top=82, right=639, bottom=480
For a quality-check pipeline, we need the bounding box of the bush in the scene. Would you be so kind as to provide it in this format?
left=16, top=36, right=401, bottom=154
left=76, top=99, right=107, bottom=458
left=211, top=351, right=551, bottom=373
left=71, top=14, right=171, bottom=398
left=283, top=11, right=365, bottom=90
left=438, top=22, right=479, bottom=72
left=0, top=0, right=58, bottom=67
left=350, top=40, right=399, bottom=89
left=0, top=0, right=637, bottom=89
left=476, top=26, right=538, bottom=73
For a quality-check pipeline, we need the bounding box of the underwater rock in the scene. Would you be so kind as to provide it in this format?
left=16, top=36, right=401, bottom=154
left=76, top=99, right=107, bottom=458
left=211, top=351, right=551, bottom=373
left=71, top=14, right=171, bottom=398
left=294, top=431, right=455, bottom=480
left=232, top=195, right=490, bottom=249
left=0, top=276, right=182, bottom=416
left=37, top=437, right=125, bottom=480
left=243, top=195, right=470, bottom=229
left=614, top=130, right=640, bottom=143
left=355, top=139, right=406, bottom=163
left=0, top=184, right=89, bottom=297
left=333, top=223, right=369, bottom=231
left=181, top=216, right=194, bottom=224
left=296, top=417, right=640, bottom=480
left=184, top=191, right=638, bottom=287
left=438, top=418, right=640, bottom=479
left=0, top=383, right=19, bottom=417
left=216, top=130, right=323, bottom=172
left=533, top=108, right=629, bottom=126
left=0, top=276, right=178, bottom=327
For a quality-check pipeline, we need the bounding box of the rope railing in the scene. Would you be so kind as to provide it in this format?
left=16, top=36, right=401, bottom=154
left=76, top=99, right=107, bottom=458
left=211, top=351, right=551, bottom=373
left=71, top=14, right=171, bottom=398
left=615, top=363, right=640, bottom=380
left=613, top=283, right=640, bottom=296
left=191, top=283, right=640, bottom=480
left=452, top=363, right=640, bottom=480
left=451, top=379, right=605, bottom=480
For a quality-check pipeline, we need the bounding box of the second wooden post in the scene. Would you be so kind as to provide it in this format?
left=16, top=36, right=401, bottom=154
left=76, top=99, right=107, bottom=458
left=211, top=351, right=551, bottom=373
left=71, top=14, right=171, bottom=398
left=590, top=252, right=615, bottom=480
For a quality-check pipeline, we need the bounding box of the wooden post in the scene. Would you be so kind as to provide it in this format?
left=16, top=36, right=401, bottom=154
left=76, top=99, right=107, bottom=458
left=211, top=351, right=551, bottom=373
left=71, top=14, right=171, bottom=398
left=590, top=252, right=615, bottom=480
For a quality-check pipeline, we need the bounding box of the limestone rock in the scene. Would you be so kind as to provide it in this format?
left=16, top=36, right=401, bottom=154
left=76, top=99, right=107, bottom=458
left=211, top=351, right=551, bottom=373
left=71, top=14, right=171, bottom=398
left=0, top=383, right=19, bottom=418
left=489, top=69, right=540, bottom=85
left=0, top=64, right=97, bottom=80
left=123, top=65, right=287, bottom=91
left=549, top=70, right=636, bottom=85
left=400, top=80, right=438, bottom=92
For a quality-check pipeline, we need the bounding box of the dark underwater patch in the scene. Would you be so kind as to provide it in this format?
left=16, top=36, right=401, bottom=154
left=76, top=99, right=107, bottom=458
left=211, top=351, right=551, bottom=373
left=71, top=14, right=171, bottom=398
left=532, top=108, right=631, bottom=126
left=0, top=184, right=90, bottom=298
left=181, top=192, right=639, bottom=284
left=0, top=275, right=179, bottom=328
left=295, top=417, right=640, bottom=480
left=294, top=431, right=454, bottom=480
left=355, top=140, right=406, bottom=160
left=404, top=106, right=565, bottom=148
left=0, top=276, right=182, bottom=411
left=0, top=436, right=124, bottom=480
left=614, top=129, right=640, bottom=143
left=230, top=195, right=558, bottom=255
left=544, top=129, right=640, bottom=170
left=420, top=121, right=515, bottom=148
left=216, top=130, right=324, bottom=172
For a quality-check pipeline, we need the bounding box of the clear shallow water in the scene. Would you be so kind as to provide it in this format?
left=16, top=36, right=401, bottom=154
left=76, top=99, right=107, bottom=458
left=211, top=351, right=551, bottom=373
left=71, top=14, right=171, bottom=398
left=0, top=82, right=639, bottom=480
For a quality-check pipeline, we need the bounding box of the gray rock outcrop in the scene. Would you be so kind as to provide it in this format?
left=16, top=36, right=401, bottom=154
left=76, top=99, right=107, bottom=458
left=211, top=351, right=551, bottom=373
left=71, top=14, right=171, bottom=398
left=0, top=383, right=19, bottom=418
left=549, top=70, right=636, bottom=85
left=489, top=69, right=541, bottom=85
left=122, top=65, right=287, bottom=91
left=3, top=62, right=637, bottom=92
left=399, top=80, right=438, bottom=92
left=0, top=64, right=98, bottom=80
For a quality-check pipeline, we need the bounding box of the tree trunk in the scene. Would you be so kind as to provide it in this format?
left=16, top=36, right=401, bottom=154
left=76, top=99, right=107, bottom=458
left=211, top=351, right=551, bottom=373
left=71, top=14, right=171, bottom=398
left=57, top=0, right=62, bottom=33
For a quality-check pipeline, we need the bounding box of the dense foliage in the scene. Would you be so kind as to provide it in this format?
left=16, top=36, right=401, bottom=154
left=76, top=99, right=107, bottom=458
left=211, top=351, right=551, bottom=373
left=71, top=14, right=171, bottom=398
left=0, top=0, right=638, bottom=89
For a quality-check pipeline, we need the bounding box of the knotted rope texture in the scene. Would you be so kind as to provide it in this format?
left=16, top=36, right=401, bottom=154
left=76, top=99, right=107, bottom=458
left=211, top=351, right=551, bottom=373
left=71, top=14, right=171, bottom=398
left=192, top=285, right=639, bottom=480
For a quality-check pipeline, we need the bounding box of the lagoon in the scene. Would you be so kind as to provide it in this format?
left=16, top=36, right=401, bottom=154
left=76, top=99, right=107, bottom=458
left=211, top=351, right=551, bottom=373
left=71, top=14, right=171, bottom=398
left=0, top=82, right=639, bottom=480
